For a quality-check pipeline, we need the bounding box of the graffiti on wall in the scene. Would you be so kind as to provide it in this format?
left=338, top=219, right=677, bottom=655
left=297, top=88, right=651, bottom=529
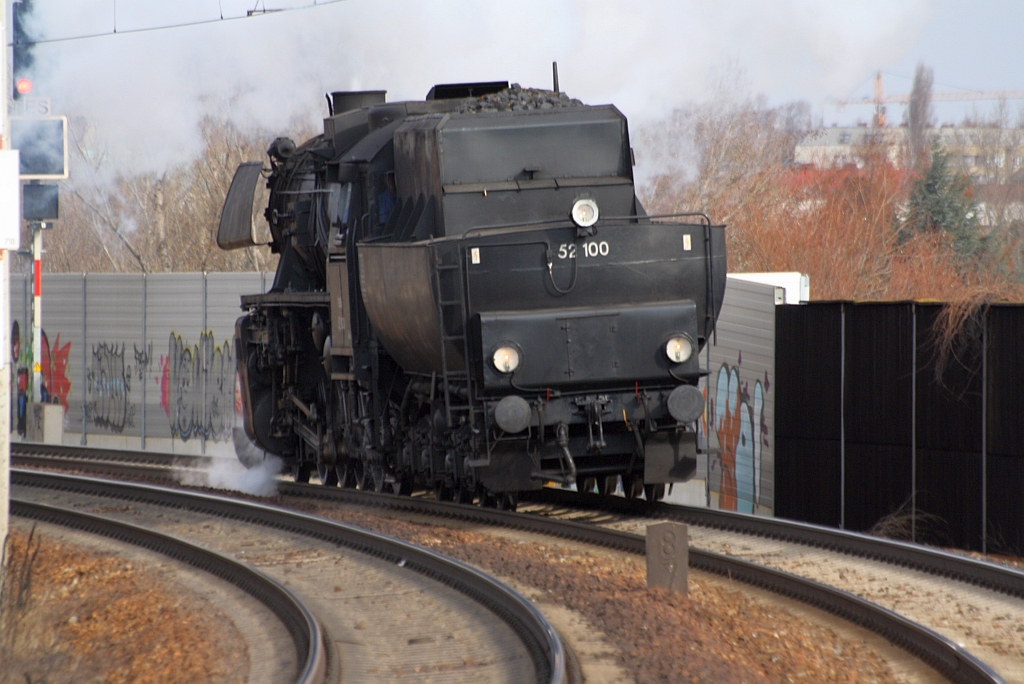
left=157, top=331, right=236, bottom=442
left=42, top=331, right=73, bottom=410
left=704, top=351, right=769, bottom=514
left=84, top=341, right=154, bottom=433
left=11, top=321, right=73, bottom=435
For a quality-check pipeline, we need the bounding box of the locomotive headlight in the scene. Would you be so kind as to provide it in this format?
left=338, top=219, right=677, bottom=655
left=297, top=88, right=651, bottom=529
left=570, top=198, right=599, bottom=228
left=665, top=335, right=693, bottom=364
left=492, top=345, right=521, bottom=374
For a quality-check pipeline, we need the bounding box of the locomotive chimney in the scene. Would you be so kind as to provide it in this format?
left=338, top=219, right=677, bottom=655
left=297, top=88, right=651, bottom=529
left=330, top=90, right=387, bottom=114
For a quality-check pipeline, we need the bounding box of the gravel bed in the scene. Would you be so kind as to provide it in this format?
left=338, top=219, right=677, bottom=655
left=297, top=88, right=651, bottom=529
left=605, top=519, right=1024, bottom=683
left=1, top=521, right=250, bottom=684
left=282, top=496, right=931, bottom=683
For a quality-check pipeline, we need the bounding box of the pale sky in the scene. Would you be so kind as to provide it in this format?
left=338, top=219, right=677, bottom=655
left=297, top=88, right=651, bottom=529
left=10, top=0, right=1023, bottom=177
left=830, top=0, right=1024, bottom=126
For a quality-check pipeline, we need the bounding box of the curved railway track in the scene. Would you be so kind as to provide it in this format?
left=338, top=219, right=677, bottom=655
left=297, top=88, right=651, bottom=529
left=10, top=496, right=326, bottom=684
left=10, top=464, right=567, bottom=684
left=11, top=442, right=1014, bottom=684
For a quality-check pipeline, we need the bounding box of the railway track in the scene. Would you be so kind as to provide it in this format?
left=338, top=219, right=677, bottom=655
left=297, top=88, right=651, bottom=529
left=12, top=442, right=1014, bottom=684
left=11, top=466, right=567, bottom=684
left=10, top=495, right=326, bottom=684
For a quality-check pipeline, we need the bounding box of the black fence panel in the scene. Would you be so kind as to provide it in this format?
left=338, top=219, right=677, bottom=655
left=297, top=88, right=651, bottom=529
left=774, top=438, right=841, bottom=526
left=842, top=303, right=914, bottom=532
left=914, top=304, right=983, bottom=454
left=775, top=301, right=1024, bottom=554
left=988, top=453, right=1024, bottom=555
left=988, top=306, right=1024, bottom=454
left=775, top=304, right=842, bottom=525
left=844, top=303, right=913, bottom=446
left=775, top=303, right=842, bottom=440
left=915, top=449, right=983, bottom=550
left=985, top=305, right=1024, bottom=555
left=843, top=442, right=913, bottom=533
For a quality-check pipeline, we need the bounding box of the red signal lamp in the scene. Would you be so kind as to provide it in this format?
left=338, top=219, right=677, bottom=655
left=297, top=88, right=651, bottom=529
left=15, top=77, right=32, bottom=95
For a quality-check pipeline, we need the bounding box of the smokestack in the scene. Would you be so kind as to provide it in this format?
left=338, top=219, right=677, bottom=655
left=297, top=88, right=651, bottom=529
left=330, top=90, right=387, bottom=114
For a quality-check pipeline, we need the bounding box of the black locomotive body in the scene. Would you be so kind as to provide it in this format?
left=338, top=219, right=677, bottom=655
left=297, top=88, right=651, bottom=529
left=218, top=82, right=727, bottom=506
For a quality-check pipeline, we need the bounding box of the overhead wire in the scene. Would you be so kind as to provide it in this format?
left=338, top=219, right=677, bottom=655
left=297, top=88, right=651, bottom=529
left=7, top=0, right=348, bottom=47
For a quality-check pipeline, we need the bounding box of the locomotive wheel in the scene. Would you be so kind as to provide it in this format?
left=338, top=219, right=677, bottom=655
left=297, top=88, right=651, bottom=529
left=497, top=492, right=518, bottom=512
left=359, top=455, right=386, bottom=493
left=434, top=482, right=454, bottom=502
left=454, top=479, right=475, bottom=505
left=343, top=458, right=364, bottom=489
left=291, top=462, right=312, bottom=484
left=581, top=477, right=597, bottom=494
left=480, top=490, right=498, bottom=508
left=621, top=475, right=643, bottom=500
left=596, top=475, right=618, bottom=496
left=317, top=461, right=338, bottom=486
left=391, top=475, right=414, bottom=496
left=644, top=484, right=666, bottom=502
left=382, top=473, right=412, bottom=496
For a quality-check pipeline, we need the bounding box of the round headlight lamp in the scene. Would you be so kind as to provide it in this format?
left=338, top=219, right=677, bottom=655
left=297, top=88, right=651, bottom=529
left=665, top=335, right=694, bottom=364
left=492, top=345, right=521, bottom=374
left=570, top=198, right=599, bottom=228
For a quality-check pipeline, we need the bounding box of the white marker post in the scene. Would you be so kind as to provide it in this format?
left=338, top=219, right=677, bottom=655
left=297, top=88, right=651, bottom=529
left=646, top=521, right=689, bottom=595
left=0, top=154, right=14, bottom=553
left=0, top=0, right=20, bottom=554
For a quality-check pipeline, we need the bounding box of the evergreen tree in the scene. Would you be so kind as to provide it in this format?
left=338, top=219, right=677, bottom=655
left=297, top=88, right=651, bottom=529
left=905, top=141, right=980, bottom=260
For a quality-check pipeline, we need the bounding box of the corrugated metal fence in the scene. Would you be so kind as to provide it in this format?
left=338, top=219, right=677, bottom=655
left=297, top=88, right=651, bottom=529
left=693, top=278, right=778, bottom=516
left=10, top=272, right=270, bottom=455
left=775, top=301, right=1024, bottom=555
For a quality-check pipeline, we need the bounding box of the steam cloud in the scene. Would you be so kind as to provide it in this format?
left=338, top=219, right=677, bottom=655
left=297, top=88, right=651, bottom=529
left=177, top=453, right=284, bottom=497
left=22, top=0, right=934, bottom=180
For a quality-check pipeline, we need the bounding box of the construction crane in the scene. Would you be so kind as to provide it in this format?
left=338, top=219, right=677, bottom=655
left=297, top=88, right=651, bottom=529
left=836, top=71, right=1024, bottom=126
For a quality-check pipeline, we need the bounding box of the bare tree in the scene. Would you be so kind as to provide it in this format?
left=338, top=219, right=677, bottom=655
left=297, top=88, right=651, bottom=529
left=907, top=63, right=935, bottom=169
left=46, top=116, right=293, bottom=274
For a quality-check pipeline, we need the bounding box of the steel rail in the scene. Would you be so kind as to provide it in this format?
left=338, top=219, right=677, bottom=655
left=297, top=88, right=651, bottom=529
left=11, top=468, right=566, bottom=684
left=13, top=444, right=1013, bottom=683
left=279, top=483, right=1005, bottom=684
left=13, top=441, right=213, bottom=479
left=9, top=497, right=326, bottom=684
left=525, top=488, right=1024, bottom=600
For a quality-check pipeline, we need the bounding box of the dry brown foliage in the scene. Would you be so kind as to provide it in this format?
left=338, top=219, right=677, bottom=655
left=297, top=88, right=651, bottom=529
left=642, top=104, right=1024, bottom=306
left=0, top=527, right=246, bottom=684
left=869, top=495, right=946, bottom=544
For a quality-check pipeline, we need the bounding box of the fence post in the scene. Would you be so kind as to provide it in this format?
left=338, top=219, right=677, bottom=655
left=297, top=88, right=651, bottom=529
left=201, top=271, right=207, bottom=456
left=81, top=273, right=87, bottom=445
left=840, top=303, right=846, bottom=530
left=981, top=312, right=987, bottom=555
left=911, top=304, right=917, bottom=544
left=141, top=273, right=147, bottom=451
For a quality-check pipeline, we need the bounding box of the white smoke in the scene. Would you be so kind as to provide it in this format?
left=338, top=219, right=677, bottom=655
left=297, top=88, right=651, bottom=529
left=176, top=437, right=284, bottom=498
left=22, top=0, right=935, bottom=181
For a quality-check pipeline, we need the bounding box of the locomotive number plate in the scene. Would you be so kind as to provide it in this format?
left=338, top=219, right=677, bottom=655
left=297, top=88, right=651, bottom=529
left=557, top=241, right=610, bottom=259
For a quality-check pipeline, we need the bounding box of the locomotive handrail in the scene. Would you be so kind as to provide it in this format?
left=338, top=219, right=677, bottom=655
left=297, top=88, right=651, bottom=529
left=449, top=212, right=721, bottom=241
left=603, top=212, right=720, bottom=347
left=460, top=216, right=573, bottom=238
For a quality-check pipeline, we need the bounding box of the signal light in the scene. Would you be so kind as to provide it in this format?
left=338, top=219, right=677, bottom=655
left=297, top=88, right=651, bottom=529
left=16, top=78, right=33, bottom=96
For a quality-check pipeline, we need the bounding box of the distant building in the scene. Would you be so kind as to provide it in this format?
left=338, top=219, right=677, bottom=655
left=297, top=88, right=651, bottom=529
left=795, top=126, right=1024, bottom=183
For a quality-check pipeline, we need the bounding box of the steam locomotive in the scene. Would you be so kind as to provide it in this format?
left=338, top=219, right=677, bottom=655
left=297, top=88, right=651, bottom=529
left=218, top=80, right=726, bottom=508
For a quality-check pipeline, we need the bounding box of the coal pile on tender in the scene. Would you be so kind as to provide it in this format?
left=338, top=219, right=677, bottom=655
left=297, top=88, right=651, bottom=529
left=458, top=83, right=584, bottom=113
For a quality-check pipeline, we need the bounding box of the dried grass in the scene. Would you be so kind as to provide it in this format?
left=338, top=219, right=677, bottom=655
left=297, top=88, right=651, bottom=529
left=869, top=496, right=948, bottom=545
left=0, top=527, right=247, bottom=684
left=1, top=525, right=41, bottom=653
